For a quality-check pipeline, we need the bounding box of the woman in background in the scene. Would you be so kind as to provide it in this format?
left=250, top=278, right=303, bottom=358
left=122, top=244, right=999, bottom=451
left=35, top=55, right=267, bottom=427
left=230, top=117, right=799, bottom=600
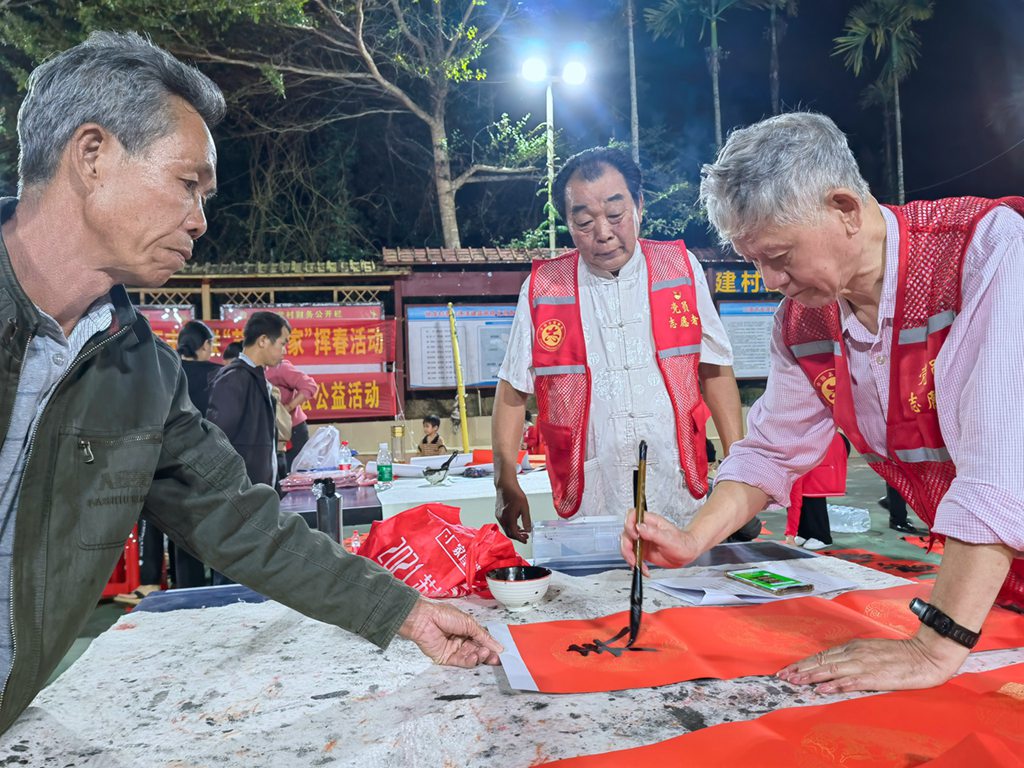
left=177, top=320, right=221, bottom=415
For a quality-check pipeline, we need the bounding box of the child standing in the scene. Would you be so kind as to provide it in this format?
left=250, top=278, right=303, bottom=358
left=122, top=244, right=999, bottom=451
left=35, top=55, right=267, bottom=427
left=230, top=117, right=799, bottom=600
left=418, top=414, right=447, bottom=456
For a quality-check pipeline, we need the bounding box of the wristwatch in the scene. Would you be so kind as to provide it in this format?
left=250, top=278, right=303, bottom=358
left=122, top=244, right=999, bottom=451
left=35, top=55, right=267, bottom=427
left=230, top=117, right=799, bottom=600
left=909, top=598, right=981, bottom=649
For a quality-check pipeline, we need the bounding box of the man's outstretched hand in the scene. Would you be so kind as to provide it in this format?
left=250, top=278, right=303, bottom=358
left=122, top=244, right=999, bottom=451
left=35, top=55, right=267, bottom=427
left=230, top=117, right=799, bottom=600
left=398, top=599, right=504, bottom=667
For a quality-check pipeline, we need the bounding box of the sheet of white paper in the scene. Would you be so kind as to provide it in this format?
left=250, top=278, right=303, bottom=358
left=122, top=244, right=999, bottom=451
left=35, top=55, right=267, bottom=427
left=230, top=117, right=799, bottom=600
left=488, top=622, right=539, bottom=692
left=650, top=560, right=860, bottom=606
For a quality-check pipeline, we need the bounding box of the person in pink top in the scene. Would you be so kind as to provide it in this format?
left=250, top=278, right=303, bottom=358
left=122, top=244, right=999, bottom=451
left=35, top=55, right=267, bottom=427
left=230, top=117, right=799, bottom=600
left=622, top=112, right=1024, bottom=694
left=266, top=358, right=318, bottom=471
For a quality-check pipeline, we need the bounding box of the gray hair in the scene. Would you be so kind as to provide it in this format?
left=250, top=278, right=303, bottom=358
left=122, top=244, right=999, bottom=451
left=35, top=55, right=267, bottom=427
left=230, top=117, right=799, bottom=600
left=699, top=112, right=871, bottom=245
left=17, top=30, right=226, bottom=193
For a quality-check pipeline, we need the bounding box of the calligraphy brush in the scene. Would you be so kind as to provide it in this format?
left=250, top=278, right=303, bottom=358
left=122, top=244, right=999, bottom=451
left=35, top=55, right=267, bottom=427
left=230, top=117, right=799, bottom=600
left=626, top=440, right=647, bottom=647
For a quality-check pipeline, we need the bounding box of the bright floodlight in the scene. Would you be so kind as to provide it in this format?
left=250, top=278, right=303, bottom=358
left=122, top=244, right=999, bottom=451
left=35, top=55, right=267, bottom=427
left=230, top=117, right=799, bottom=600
left=562, top=61, right=587, bottom=86
left=521, top=57, right=548, bottom=82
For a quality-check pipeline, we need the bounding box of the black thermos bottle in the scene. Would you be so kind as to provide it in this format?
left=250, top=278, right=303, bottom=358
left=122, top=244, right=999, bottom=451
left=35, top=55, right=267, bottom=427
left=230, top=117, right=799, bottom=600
left=315, top=478, right=342, bottom=543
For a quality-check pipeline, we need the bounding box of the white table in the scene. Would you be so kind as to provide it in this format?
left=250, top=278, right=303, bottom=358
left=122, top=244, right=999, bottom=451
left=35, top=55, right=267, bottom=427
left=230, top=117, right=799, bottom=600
left=376, top=470, right=557, bottom=558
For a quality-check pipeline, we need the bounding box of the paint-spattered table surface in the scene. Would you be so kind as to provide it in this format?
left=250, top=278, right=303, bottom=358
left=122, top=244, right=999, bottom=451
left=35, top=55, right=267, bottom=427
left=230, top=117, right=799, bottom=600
left=3, top=556, right=1022, bottom=767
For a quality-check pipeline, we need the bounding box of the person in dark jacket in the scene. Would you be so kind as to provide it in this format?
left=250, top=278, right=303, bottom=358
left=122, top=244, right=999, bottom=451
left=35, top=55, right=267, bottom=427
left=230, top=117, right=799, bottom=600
left=169, top=320, right=222, bottom=588
left=0, top=30, right=500, bottom=735
left=177, top=320, right=220, bottom=415
left=206, top=311, right=289, bottom=585
left=207, top=311, right=288, bottom=490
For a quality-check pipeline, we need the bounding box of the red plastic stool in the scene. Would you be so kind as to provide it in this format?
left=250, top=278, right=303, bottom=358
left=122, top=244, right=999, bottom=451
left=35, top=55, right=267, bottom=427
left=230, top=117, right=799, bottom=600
left=102, top=526, right=141, bottom=599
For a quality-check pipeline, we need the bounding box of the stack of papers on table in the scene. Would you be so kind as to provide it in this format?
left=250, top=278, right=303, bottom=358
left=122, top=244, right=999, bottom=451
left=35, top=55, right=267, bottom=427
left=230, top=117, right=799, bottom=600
left=650, top=561, right=858, bottom=606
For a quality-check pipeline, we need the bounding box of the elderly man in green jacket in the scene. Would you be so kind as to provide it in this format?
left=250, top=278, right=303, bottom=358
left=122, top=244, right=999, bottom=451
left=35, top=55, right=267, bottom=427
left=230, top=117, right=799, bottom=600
left=0, top=31, right=501, bottom=733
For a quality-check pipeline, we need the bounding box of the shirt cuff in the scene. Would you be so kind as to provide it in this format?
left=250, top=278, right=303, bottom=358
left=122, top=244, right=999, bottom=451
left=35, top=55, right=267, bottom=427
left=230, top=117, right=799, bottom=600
left=715, top=448, right=799, bottom=509
left=933, top=478, right=1024, bottom=552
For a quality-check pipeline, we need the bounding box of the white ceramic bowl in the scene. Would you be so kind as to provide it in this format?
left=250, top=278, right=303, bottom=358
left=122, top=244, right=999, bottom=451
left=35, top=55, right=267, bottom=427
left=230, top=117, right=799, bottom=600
left=485, top=566, right=552, bottom=612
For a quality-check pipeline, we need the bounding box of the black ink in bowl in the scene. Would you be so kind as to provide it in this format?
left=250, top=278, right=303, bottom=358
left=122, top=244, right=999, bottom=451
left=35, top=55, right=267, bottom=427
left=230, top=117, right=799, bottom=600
left=486, top=565, right=552, bottom=582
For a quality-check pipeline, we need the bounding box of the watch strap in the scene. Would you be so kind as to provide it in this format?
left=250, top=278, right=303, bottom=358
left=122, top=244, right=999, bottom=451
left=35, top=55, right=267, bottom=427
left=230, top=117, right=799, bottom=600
left=909, top=598, right=980, bottom=650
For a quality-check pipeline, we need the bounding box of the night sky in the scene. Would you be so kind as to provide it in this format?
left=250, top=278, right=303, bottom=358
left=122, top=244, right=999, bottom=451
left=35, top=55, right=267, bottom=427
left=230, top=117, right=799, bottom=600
left=487, top=0, right=1024, bottom=207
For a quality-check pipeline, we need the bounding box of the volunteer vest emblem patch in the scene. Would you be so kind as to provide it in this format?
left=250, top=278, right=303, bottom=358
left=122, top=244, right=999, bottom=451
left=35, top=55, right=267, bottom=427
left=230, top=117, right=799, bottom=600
left=537, top=319, right=566, bottom=351
left=814, top=369, right=837, bottom=405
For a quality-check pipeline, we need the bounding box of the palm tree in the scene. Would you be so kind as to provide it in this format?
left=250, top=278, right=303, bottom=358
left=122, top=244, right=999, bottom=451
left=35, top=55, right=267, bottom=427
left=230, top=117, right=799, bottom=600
left=763, top=0, right=798, bottom=115
left=860, top=78, right=896, bottom=202
left=645, top=0, right=757, bottom=151
left=833, top=0, right=934, bottom=204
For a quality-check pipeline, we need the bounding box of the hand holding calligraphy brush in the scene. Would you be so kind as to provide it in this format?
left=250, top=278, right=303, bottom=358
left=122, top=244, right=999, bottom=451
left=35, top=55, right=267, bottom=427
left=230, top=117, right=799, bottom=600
left=627, top=440, right=647, bottom=647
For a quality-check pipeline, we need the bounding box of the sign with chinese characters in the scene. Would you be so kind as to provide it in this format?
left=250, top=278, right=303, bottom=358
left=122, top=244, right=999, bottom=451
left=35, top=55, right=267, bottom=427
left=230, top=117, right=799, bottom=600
left=303, top=372, right=396, bottom=420
left=137, top=305, right=193, bottom=348
left=209, top=304, right=397, bottom=420
left=406, top=304, right=516, bottom=389
left=220, top=304, right=383, bottom=322
left=209, top=320, right=395, bottom=367
left=718, top=301, right=780, bottom=379
left=713, top=269, right=778, bottom=295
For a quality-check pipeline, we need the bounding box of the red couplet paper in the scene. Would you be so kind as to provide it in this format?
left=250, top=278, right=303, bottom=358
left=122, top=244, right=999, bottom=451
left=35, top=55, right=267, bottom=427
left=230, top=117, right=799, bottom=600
left=540, top=662, right=1024, bottom=767
left=504, top=584, right=1024, bottom=694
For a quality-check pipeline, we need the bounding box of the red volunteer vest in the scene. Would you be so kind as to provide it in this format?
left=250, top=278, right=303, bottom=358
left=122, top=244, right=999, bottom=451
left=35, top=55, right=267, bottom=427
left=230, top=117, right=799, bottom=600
left=798, top=433, right=849, bottom=498
left=782, top=196, right=1024, bottom=607
left=530, top=239, right=711, bottom=518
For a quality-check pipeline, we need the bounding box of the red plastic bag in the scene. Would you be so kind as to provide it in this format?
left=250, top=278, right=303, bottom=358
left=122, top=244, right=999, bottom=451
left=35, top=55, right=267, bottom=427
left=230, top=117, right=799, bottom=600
left=357, top=504, right=528, bottom=598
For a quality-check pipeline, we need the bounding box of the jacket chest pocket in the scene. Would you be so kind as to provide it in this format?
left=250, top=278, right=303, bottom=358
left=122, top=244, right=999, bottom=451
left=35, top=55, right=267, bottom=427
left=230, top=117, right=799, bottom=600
left=62, top=428, right=164, bottom=550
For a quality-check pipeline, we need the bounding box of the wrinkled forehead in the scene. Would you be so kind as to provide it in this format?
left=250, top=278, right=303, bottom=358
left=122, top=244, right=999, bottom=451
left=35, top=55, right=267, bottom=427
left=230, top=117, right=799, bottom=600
left=565, top=165, right=635, bottom=214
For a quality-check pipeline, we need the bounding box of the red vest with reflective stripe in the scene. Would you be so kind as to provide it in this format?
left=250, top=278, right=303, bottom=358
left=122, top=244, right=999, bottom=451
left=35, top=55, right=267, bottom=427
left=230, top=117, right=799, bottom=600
left=530, top=239, right=710, bottom=518
left=782, top=196, right=1024, bottom=607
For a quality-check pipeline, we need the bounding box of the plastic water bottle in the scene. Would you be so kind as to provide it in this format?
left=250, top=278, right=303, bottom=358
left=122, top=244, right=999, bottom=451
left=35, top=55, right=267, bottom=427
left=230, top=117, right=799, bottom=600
left=339, top=440, right=351, bottom=471
left=828, top=503, right=871, bottom=534
left=375, top=442, right=393, bottom=491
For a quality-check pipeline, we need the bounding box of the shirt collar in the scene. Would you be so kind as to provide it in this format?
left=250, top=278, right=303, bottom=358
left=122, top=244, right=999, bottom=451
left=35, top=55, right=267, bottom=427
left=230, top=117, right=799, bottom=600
left=839, top=205, right=899, bottom=339
left=239, top=352, right=260, bottom=368
left=34, top=295, right=114, bottom=345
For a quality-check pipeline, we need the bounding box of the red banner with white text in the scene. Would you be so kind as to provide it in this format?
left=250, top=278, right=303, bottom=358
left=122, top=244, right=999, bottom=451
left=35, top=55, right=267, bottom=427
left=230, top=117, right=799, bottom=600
left=207, top=318, right=395, bottom=366
left=302, top=372, right=397, bottom=420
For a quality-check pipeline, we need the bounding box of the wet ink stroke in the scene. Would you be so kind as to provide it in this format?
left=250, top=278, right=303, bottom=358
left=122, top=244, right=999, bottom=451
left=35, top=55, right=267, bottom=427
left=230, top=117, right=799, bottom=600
left=567, top=626, right=658, bottom=657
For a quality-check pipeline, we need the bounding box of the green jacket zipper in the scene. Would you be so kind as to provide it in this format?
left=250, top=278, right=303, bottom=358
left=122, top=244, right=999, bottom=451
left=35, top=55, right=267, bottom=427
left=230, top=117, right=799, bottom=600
left=0, top=322, right=131, bottom=714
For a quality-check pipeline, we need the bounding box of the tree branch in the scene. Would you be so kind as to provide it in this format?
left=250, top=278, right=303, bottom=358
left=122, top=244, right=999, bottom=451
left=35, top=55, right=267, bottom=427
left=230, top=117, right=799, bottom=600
left=468, top=0, right=514, bottom=49
left=388, top=0, right=429, bottom=66
left=352, top=0, right=435, bottom=126
left=452, top=164, right=542, bottom=191
left=444, top=0, right=479, bottom=61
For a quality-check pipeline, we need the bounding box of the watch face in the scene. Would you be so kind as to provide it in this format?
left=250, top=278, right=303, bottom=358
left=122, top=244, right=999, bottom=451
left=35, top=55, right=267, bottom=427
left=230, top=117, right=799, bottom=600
left=934, top=615, right=953, bottom=633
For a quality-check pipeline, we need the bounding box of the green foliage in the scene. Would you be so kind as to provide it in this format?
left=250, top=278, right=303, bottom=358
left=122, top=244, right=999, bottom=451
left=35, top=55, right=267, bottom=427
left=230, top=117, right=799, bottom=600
left=259, top=64, right=286, bottom=99
left=504, top=217, right=567, bottom=250
left=0, top=0, right=527, bottom=250
left=833, top=0, right=934, bottom=81
left=478, top=113, right=546, bottom=168
left=645, top=0, right=756, bottom=45
left=629, top=129, right=705, bottom=239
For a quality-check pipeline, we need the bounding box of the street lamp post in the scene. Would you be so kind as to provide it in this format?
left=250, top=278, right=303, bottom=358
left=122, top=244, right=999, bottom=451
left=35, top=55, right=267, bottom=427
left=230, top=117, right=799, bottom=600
left=521, top=57, right=586, bottom=257
left=544, top=80, right=555, bottom=254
